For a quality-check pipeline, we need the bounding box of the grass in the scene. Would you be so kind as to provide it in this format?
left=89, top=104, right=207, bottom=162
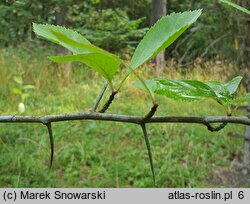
left=0, top=45, right=247, bottom=187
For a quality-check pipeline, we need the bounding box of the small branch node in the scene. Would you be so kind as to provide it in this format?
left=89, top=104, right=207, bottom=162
left=98, top=91, right=118, bottom=113
left=140, top=104, right=159, bottom=124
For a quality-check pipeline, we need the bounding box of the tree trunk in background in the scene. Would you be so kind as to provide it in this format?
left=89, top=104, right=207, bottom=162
left=241, top=0, right=250, bottom=68
left=150, top=0, right=167, bottom=71
left=244, top=77, right=250, bottom=168
left=55, top=5, right=72, bottom=84
left=241, top=0, right=250, bottom=168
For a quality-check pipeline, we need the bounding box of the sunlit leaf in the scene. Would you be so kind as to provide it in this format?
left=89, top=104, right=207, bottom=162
left=135, top=79, right=216, bottom=102
left=33, top=23, right=91, bottom=54
left=135, top=76, right=245, bottom=104
left=224, top=76, right=242, bottom=95
left=205, top=81, right=230, bottom=99
left=33, top=23, right=121, bottom=84
left=49, top=53, right=121, bottom=84
left=205, top=76, right=243, bottom=101
left=130, top=10, right=202, bottom=70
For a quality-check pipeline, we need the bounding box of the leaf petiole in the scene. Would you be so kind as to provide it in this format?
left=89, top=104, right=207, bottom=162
left=134, top=72, right=156, bottom=105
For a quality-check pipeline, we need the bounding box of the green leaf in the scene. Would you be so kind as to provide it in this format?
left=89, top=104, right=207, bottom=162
left=49, top=53, right=120, bottom=84
left=135, top=79, right=216, bottom=102
left=219, top=0, right=250, bottom=15
left=205, top=76, right=243, bottom=101
left=224, top=76, right=242, bottom=95
left=134, top=80, right=157, bottom=93
left=33, top=23, right=91, bottom=54
left=205, top=81, right=230, bottom=99
left=135, top=76, right=245, bottom=115
left=130, top=10, right=202, bottom=70
left=33, top=23, right=121, bottom=84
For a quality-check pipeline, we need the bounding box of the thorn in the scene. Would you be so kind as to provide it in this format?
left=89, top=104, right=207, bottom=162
left=92, top=83, right=108, bottom=112
left=141, top=123, right=155, bottom=185
left=46, top=123, right=54, bottom=169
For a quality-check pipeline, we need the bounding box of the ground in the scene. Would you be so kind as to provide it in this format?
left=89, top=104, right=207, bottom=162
left=207, top=159, right=250, bottom=187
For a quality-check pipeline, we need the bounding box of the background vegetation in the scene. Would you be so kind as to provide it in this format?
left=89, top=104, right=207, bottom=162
left=0, top=0, right=249, bottom=187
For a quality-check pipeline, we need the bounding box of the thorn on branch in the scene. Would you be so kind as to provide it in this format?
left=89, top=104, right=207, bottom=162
left=45, top=122, right=54, bottom=169
left=98, top=91, right=118, bottom=113
left=140, top=123, right=155, bottom=185
left=206, top=122, right=227, bottom=132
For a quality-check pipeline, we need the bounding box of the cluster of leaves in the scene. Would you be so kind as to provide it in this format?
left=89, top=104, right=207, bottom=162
left=33, top=23, right=121, bottom=90
left=32, top=9, right=250, bottom=183
left=33, top=8, right=250, bottom=115
left=33, top=10, right=202, bottom=91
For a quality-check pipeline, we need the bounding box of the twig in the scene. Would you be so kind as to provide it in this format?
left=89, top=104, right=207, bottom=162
left=92, top=83, right=108, bottom=112
left=98, top=91, right=118, bottom=113
left=1, top=114, right=250, bottom=126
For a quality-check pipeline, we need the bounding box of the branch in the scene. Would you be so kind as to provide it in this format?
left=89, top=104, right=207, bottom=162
left=1, top=112, right=249, bottom=180
left=0, top=113, right=250, bottom=127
